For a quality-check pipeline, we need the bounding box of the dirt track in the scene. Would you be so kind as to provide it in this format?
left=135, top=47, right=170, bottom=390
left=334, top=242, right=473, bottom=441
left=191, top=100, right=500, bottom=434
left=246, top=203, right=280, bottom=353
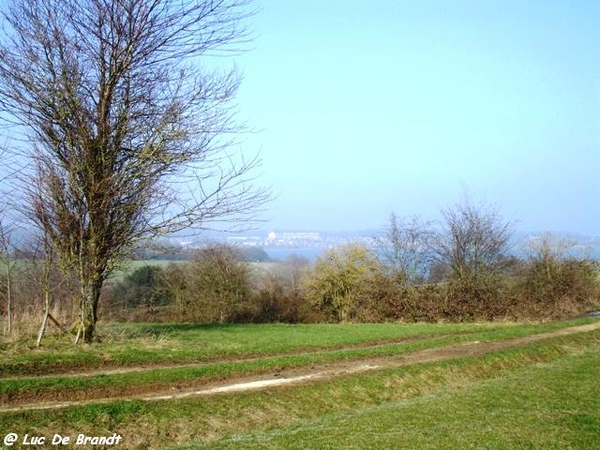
left=2, top=321, right=599, bottom=413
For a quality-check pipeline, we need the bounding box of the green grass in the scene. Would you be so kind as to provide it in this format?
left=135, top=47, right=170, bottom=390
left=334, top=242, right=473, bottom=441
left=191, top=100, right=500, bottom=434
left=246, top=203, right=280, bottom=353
left=0, top=321, right=509, bottom=376
left=1, top=329, right=598, bottom=449
left=1, top=319, right=597, bottom=406
left=0, top=329, right=546, bottom=402
left=192, top=333, right=600, bottom=450
left=2, top=318, right=596, bottom=378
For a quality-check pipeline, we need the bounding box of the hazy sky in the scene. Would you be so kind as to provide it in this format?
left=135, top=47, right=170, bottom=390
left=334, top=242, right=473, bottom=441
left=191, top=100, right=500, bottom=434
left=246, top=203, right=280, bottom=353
left=239, top=1, right=599, bottom=233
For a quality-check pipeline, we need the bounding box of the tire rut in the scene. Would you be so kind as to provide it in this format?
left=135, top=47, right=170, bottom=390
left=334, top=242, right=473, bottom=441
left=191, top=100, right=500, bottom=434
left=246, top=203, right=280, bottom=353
left=1, top=321, right=598, bottom=413
left=0, top=329, right=483, bottom=381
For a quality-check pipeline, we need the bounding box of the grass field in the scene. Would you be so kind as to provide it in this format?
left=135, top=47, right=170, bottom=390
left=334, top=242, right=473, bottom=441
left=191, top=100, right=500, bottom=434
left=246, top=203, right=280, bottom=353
left=108, top=259, right=181, bottom=281
left=192, top=339, right=600, bottom=450
left=1, top=318, right=599, bottom=449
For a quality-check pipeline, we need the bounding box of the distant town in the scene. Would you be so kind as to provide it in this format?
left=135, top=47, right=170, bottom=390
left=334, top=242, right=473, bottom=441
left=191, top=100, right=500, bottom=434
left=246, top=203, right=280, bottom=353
left=170, top=229, right=600, bottom=261
left=226, top=230, right=376, bottom=249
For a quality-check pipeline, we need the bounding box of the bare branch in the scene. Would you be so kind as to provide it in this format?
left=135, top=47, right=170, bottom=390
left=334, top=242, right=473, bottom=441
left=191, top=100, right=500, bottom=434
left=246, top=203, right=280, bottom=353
left=376, top=213, right=435, bottom=285
left=434, top=195, right=514, bottom=280
left=0, top=0, right=268, bottom=342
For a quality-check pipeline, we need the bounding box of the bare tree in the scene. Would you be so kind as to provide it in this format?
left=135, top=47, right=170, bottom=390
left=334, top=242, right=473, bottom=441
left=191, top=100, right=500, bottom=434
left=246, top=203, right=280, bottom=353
left=434, top=196, right=513, bottom=280
left=0, top=0, right=269, bottom=342
left=376, top=213, right=434, bottom=285
left=34, top=228, right=71, bottom=346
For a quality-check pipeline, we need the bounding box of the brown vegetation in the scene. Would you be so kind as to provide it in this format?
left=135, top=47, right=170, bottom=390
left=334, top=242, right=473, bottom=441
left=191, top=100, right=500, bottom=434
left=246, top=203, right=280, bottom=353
left=99, top=239, right=598, bottom=327
left=1, top=208, right=599, bottom=342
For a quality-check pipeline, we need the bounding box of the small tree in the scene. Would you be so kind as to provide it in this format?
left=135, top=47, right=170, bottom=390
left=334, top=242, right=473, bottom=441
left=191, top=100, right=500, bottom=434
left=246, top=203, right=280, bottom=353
left=111, top=265, right=166, bottom=313
left=434, top=196, right=513, bottom=280
left=518, top=233, right=599, bottom=318
left=0, top=0, right=268, bottom=342
left=35, top=230, right=64, bottom=347
left=377, top=213, right=434, bottom=285
left=0, top=217, right=16, bottom=337
left=430, top=195, right=514, bottom=320
left=253, top=254, right=311, bottom=323
left=525, top=233, right=574, bottom=282
left=0, top=146, right=15, bottom=337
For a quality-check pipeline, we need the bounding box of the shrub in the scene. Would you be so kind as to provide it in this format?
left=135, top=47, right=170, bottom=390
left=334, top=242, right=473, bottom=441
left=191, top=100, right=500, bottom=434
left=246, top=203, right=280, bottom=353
left=516, top=258, right=599, bottom=319
left=104, top=265, right=168, bottom=321
left=252, top=272, right=312, bottom=323
left=442, top=273, right=509, bottom=321
left=111, top=265, right=167, bottom=309
left=433, top=195, right=513, bottom=280
left=161, top=245, right=253, bottom=323
left=376, top=213, right=434, bottom=285
left=302, top=244, right=389, bottom=322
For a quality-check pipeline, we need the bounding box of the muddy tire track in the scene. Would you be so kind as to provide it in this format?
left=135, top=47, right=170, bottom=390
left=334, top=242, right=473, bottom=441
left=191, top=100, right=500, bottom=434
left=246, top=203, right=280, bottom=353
left=0, top=329, right=486, bottom=380
left=1, top=322, right=599, bottom=413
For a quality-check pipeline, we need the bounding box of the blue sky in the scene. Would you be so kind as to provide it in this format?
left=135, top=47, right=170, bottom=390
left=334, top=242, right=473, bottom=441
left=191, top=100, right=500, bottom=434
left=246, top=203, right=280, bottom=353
left=236, top=1, right=599, bottom=234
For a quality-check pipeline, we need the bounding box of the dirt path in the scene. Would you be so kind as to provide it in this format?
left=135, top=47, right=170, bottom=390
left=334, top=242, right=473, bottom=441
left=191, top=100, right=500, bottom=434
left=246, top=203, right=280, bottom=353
left=2, top=322, right=599, bottom=413
left=0, top=330, right=482, bottom=381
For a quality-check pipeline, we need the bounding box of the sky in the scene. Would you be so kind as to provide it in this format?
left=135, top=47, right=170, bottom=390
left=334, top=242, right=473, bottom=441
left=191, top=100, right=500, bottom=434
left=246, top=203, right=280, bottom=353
left=231, top=0, right=599, bottom=235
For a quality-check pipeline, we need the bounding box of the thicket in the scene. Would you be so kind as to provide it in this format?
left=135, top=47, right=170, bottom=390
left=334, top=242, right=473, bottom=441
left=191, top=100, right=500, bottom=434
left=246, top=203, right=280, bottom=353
left=102, top=245, right=311, bottom=324
left=2, top=240, right=599, bottom=338
left=98, top=241, right=599, bottom=326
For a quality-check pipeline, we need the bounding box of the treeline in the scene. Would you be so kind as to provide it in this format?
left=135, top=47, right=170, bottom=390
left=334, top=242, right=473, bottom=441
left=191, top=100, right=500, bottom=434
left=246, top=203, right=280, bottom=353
left=102, top=239, right=598, bottom=325
left=1, top=197, right=599, bottom=340
left=131, top=244, right=273, bottom=263
left=103, top=197, right=599, bottom=324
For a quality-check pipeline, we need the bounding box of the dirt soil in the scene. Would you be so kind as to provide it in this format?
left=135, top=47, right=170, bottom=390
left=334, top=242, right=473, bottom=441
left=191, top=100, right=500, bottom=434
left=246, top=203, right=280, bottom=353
left=1, top=321, right=599, bottom=413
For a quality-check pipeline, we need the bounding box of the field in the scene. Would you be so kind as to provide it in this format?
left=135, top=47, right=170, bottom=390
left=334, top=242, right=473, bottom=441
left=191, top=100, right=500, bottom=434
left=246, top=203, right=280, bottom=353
left=0, top=318, right=599, bottom=449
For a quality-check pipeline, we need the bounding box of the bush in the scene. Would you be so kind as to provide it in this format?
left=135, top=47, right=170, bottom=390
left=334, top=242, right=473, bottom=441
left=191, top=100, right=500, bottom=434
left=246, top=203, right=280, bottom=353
left=252, top=272, right=312, bottom=323
left=387, top=284, right=441, bottom=323
left=105, top=265, right=168, bottom=321
left=161, top=245, right=253, bottom=323
left=515, top=258, right=599, bottom=319
left=111, top=265, right=167, bottom=309
left=434, top=195, right=513, bottom=280
left=302, top=244, right=390, bottom=322
left=442, top=273, right=509, bottom=321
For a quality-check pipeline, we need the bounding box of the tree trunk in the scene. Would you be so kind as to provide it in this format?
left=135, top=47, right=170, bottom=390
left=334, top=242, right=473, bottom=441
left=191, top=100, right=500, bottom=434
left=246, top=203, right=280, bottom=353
left=37, top=276, right=51, bottom=347
left=36, top=310, right=49, bottom=347
left=37, top=244, right=54, bottom=346
left=78, top=280, right=102, bottom=344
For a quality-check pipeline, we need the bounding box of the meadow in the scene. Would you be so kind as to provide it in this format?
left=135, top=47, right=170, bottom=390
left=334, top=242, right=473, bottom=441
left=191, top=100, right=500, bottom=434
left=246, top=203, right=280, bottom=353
left=1, top=318, right=598, bottom=449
